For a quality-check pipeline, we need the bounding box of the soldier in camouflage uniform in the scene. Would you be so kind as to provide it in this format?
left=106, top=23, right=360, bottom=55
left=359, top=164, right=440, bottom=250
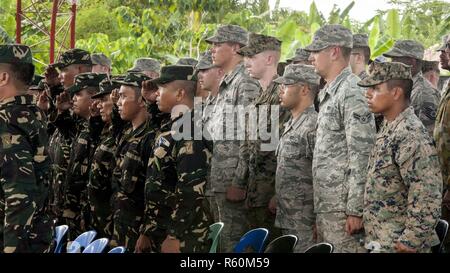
left=196, top=51, right=225, bottom=222
left=287, top=48, right=311, bottom=65
left=128, top=58, right=161, bottom=79
left=350, top=34, right=370, bottom=80
left=91, top=53, right=112, bottom=74
left=238, top=33, right=290, bottom=242
left=88, top=77, right=124, bottom=238
left=46, top=49, right=92, bottom=224
left=206, top=24, right=261, bottom=252
left=64, top=72, right=107, bottom=239
left=110, top=73, right=156, bottom=250
left=422, top=60, right=440, bottom=89
left=274, top=64, right=320, bottom=252
left=176, top=57, right=198, bottom=68
left=383, top=40, right=441, bottom=136
left=305, top=24, right=376, bottom=253
left=136, top=65, right=213, bottom=253
left=436, top=37, right=450, bottom=249
left=359, top=61, right=442, bottom=253
left=0, top=44, right=53, bottom=252
left=437, top=35, right=450, bottom=96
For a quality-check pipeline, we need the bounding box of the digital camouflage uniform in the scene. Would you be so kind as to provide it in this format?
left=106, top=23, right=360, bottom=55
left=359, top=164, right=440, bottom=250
left=359, top=62, right=442, bottom=253
left=110, top=73, right=156, bottom=250
left=273, top=64, right=320, bottom=252
left=305, top=25, right=376, bottom=253
left=63, top=73, right=107, bottom=239
left=0, top=44, right=53, bottom=253
left=287, top=47, right=311, bottom=65
left=237, top=33, right=290, bottom=242
left=383, top=40, right=441, bottom=136
left=205, top=25, right=261, bottom=252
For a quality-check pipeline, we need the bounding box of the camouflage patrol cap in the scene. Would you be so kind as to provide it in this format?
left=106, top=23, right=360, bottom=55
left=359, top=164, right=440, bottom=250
left=128, top=58, right=161, bottom=73
left=287, top=48, right=310, bottom=63
left=53, top=48, right=92, bottom=69
left=196, top=51, right=216, bottom=70
left=0, top=44, right=33, bottom=65
left=357, top=62, right=412, bottom=87
left=437, top=34, right=449, bottom=52
left=150, top=65, right=195, bottom=85
left=383, top=40, right=424, bottom=60
left=67, top=72, right=107, bottom=95
left=29, top=79, right=46, bottom=91
left=113, top=72, right=150, bottom=88
left=91, top=53, right=112, bottom=67
left=422, top=60, right=440, bottom=74
left=305, top=24, right=353, bottom=52
left=238, top=33, right=282, bottom=56
left=274, top=64, right=321, bottom=86
left=176, top=57, right=198, bottom=67
left=205, top=24, right=248, bottom=46
left=353, top=34, right=369, bottom=48
left=92, top=75, right=125, bottom=99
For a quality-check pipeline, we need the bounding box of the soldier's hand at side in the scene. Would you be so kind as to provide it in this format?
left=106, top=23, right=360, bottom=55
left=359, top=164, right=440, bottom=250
left=37, top=90, right=50, bottom=111
left=44, top=65, right=60, bottom=87
left=268, top=196, right=277, bottom=214
left=110, top=89, right=119, bottom=105
left=345, top=215, right=363, bottom=235
left=226, top=186, right=246, bottom=202
left=90, top=100, right=100, bottom=117
left=161, top=236, right=181, bottom=253
left=394, top=242, right=416, bottom=253
left=135, top=234, right=154, bottom=253
left=56, top=90, right=72, bottom=113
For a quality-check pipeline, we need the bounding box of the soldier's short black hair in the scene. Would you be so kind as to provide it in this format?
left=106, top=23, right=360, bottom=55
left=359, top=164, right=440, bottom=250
left=340, top=47, right=352, bottom=60
left=387, top=79, right=413, bottom=101
left=1, top=62, right=35, bottom=86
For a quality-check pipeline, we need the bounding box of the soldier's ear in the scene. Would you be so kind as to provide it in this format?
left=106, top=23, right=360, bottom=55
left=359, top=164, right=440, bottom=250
left=0, top=71, right=10, bottom=87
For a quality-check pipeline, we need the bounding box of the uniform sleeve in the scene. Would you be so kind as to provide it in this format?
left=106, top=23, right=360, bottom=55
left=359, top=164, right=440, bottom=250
left=412, top=83, right=440, bottom=137
left=232, top=79, right=260, bottom=188
left=167, top=139, right=211, bottom=238
left=396, top=140, right=443, bottom=249
left=342, top=85, right=376, bottom=217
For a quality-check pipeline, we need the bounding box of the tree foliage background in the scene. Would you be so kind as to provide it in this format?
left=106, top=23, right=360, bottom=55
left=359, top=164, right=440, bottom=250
left=1, top=0, right=449, bottom=74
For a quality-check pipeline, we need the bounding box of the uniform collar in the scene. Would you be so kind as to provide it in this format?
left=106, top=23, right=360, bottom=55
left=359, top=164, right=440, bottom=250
left=283, top=104, right=315, bottom=134
left=0, top=94, right=35, bottom=106
left=381, top=106, right=414, bottom=135
left=222, top=62, right=245, bottom=86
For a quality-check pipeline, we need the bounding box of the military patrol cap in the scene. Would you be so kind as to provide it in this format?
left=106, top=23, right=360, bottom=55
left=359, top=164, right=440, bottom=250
left=29, top=79, right=46, bottom=91
left=92, top=75, right=124, bottom=99
left=176, top=57, right=198, bottom=67
left=383, top=40, right=424, bottom=60
left=128, top=58, right=161, bottom=73
left=53, top=48, right=92, bottom=69
left=287, top=48, right=310, bottom=63
left=113, top=72, right=150, bottom=88
left=305, top=24, right=353, bottom=52
left=436, top=34, right=449, bottom=52
left=205, top=24, right=248, bottom=46
left=0, top=44, right=33, bottom=65
left=195, top=51, right=216, bottom=70
left=274, top=64, right=321, bottom=86
left=150, top=65, right=195, bottom=85
left=91, top=53, right=112, bottom=67
left=357, top=62, right=413, bottom=87
left=30, top=74, right=44, bottom=87
left=238, top=33, right=282, bottom=56
left=422, top=60, right=440, bottom=74
left=67, top=72, right=107, bottom=95
left=353, top=34, right=369, bottom=49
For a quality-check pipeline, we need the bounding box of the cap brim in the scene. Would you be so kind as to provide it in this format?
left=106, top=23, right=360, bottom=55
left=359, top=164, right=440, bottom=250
left=92, top=91, right=112, bottom=99
left=205, top=36, right=246, bottom=46
left=357, top=77, right=383, bottom=87
left=273, top=76, right=297, bottom=85
left=436, top=45, right=446, bottom=52
left=67, top=85, right=83, bottom=95
left=113, top=80, right=140, bottom=87
left=238, top=47, right=257, bottom=57
left=304, top=43, right=328, bottom=52
left=150, top=76, right=175, bottom=85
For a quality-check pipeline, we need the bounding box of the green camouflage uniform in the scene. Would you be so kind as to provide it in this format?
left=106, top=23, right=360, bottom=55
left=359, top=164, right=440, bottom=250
left=359, top=62, right=442, bottom=253
left=0, top=44, right=53, bottom=253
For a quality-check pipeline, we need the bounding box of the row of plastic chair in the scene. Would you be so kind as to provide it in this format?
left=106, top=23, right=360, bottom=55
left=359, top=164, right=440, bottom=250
left=208, top=222, right=334, bottom=253
left=54, top=226, right=126, bottom=253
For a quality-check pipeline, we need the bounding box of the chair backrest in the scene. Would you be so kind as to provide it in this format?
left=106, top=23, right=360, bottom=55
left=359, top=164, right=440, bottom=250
left=208, top=222, right=224, bottom=253
left=69, top=230, right=97, bottom=252
left=54, top=225, right=69, bottom=253
left=83, top=238, right=110, bottom=253
left=108, top=246, right=126, bottom=254
left=264, top=235, right=298, bottom=253
left=304, top=242, right=334, bottom=253
left=67, top=241, right=82, bottom=253
left=432, top=219, right=449, bottom=253
left=234, top=228, right=269, bottom=253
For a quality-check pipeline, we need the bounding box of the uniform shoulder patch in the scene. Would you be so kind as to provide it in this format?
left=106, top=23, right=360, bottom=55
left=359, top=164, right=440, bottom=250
left=353, top=112, right=372, bottom=124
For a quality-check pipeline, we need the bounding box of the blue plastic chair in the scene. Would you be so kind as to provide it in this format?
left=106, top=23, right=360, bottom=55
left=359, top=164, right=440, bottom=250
left=108, top=246, right=126, bottom=253
left=66, top=241, right=82, bottom=253
left=67, top=230, right=97, bottom=253
left=54, top=225, right=69, bottom=253
left=234, top=228, right=269, bottom=253
left=83, top=238, right=110, bottom=253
